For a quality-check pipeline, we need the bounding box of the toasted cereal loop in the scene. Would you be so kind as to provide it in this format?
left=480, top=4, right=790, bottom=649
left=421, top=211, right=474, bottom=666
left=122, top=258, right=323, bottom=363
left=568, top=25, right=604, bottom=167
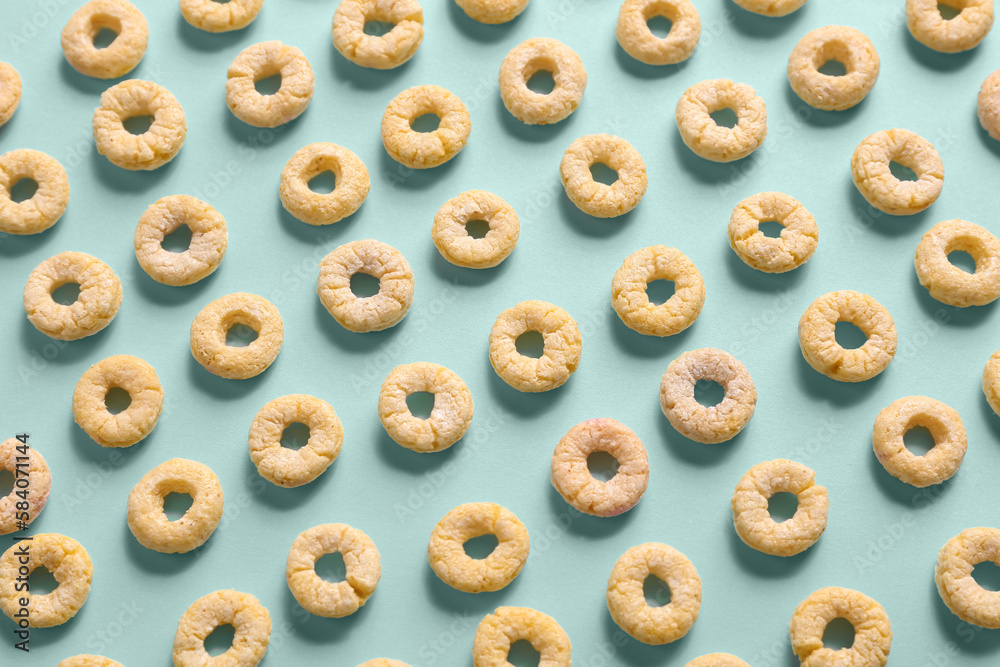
left=334, top=0, right=424, bottom=69
left=550, top=418, right=649, bottom=517
left=851, top=129, right=943, bottom=216
left=61, top=0, right=148, bottom=79
left=676, top=79, right=767, bottom=162
left=980, top=69, right=1000, bottom=141
left=607, top=543, right=701, bottom=644
left=936, top=527, right=1000, bottom=628
left=127, top=458, right=224, bottom=553
left=249, top=394, right=343, bottom=487
left=457, top=0, right=528, bottom=23
left=0, top=438, right=50, bottom=535
left=0, top=149, right=70, bottom=235
left=660, top=348, right=756, bottom=444
left=73, top=355, right=164, bottom=448
left=58, top=657, right=125, bottom=667
left=685, top=655, right=750, bottom=667
left=0, top=62, right=21, bottom=127
left=287, top=523, right=381, bottom=617
left=24, top=251, right=123, bottom=341
left=227, top=41, right=314, bottom=128
left=733, top=0, right=807, bottom=15
left=0, top=533, right=92, bottom=627
left=358, top=662, right=410, bottom=667
left=432, top=191, right=520, bottom=269
left=984, top=350, right=1000, bottom=417
left=790, top=587, right=892, bottom=666
left=190, top=292, right=284, bottom=379
left=180, top=0, right=264, bottom=32
left=382, top=85, right=470, bottom=169
left=379, top=362, right=474, bottom=453
left=428, top=502, right=529, bottom=593
left=873, top=396, right=967, bottom=487
left=279, top=143, right=370, bottom=226
left=173, top=590, right=271, bottom=666
left=787, top=25, right=879, bottom=111
left=560, top=134, right=647, bottom=218
left=499, top=38, right=586, bottom=125
left=473, top=607, right=571, bottom=666
left=93, top=80, right=186, bottom=171
left=134, top=195, right=227, bottom=286
left=798, top=290, right=897, bottom=382
left=318, top=240, right=414, bottom=333
left=907, top=0, right=994, bottom=53
left=489, top=300, right=582, bottom=392
left=729, top=192, right=818, bottom=273
left=616, top=0, right=701, bottom=65
left=915, top=219, right=1000, bottom=307
left=612, top=245, right=704, bottom=336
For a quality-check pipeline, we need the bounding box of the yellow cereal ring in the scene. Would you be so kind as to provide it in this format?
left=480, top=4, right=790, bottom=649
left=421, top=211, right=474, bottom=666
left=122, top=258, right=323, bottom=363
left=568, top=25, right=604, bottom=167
left=134, top=195, right=227, bottom=286
left=729, top=192, right=818, bottom=273
left=432, top=190, right=520, bottom=269
left=58, top=656, right=125, bottom=667
left=560, top=134, right=647, bottom=218
left=499, top=38, right=586, bottom=125
left=685, top=655, right=750, bottom=667
left=358, top=661, right=410, bottom=667
left=0, top=533, right=92, bottom=628
left=378, top=362, right=473, bottom=453
left=318, top=239, right=414, bottom=333
left=180, top=0, right=264, bottom=32
left=612, top=245, right=704, bottom=336
left=0, top=62, right=21, bottom=127
left=286, top=523, right=380, bottom=617
left=790, top=587, right=892, bottom=666
left=979, top=69, right=1000, bottom=141
left=61, top=0, right=148, bottom=79
left=333, top=0, right=424, bottom=69
left=907, top=0, right=994, bottom=53
left=983, top=349, right=1000, bottom=417
left=936, top=527, right=1000, bottom=628
left=226, top=41, right=314, bottom=128
left=93, top=80, right=186, bottom=171
left=676, top=79, right=767, bottom=162
left=851, top=128, right=943, bottom=216
left=787, top=25, right=879, bottom=111
left=733, top=0, right=807, bottom=15
left=127, top=458, right=224, bottom=553
left=279, top=143, right=370, bottom=226
left=190, top=292, right=284, bottom=379
left=0, top=149, right=70, bottom=236
left=72, top=354, right=164, bottom=448
left=915, top=219, right=1000, bottom=307
left=616, top=0, right=701, bottom=66
left=873, top=396, right=966, bottom=487
left=550, top=418, right=649, bottom=517
left=249, top=394, right=342, bottom=487
left=24, top=251, right=123, bottom=341
left=473, top=607, right=570, bottom=666
left=798, top=290, right=897, bottom=382
left=0, top=438, right=50, bottom=535
left=489, top=300, right=582, bottom=392
left=382, top=85, right=470, bottom=169
left=456, top=0, right=528, bottom=23
left=173, top=590, right=271, bottom=666
left=428, top=502, right=529, bottom=593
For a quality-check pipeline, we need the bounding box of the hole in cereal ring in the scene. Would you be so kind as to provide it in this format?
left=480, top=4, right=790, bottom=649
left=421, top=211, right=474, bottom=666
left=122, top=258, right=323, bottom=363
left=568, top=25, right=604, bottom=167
left=768, top=491, right=799, bottom=522
left=463, top=533, right=499, bottom=560
left=973, top=561, right=1000, bottom=592
left=405, top=391, right=435, bottom=419
left=308, top=171, right=337, bottom=194
left=508, top=639, right=541, bottom=667
left=590, top=162, right=619, bottom=185
left=410, top=113, right=441, bottom=133
left=0, top=469, right=13, bottom=497
left=123, top=115, right=155, bottom=135
left=948, top=250, right=976, bottom=274
left=818, top=59, right=847, bottom=76
left=710, top=107, right=738, bottom=128
left=645, top=279, right=676, bottom=305
left=92, top=26, right=119, bottom=49
left=646, top=14, right=673, bottom=38
left=51, top=282, right=81, bottom=306
left=163, top=492, right=194, bottom=521
left=694, top=379, right=725, bottom=407
left=350, top=272, right=381, bottom=298
left=204, top=623, right=236, bottom=657
left=226, top=323, right=259, bottom=347
left=526, top=70, right=555, bottom=95
left=10, top=178, right=38, bottom=203
left=280, top=422, right=311, bottom=450
left=315, top=551, right=347, bottom=583
left=29, top=566, right=59, bottom=595
left=758, top=219, right=784, bottom=239
left=903, top=425, right=936, bottom=456
left=162, top=224, right=193, bottom=253
left=834, top=321, right=868, bottom=350
left=254, top=73, right=282, bottom=96
left=643, top=574, right=671, bottom=607
left=889, top=160, right=918, bottom=182
left=515, top=330, right=545, bottom=358
left=587, top=450, right=620, bottom=482
left=464, top=218, right=491, bottom=239
left=364, top=20, right=396, bottom=36
left=104, top=387, right=133, bottom=415
left=937, top=3, right=962, bottom=20
left=823, top=617, right=856, bottom=650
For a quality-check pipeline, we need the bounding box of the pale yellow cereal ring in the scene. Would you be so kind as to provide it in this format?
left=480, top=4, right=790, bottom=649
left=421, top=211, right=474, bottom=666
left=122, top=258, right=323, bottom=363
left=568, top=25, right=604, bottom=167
left=227, top=41, right=314, bottom=128
left=489, top=300, right=582, bottom=392
left=499, top=38, right=586, bottom=125
left=190, top=292, right=284, bottom=379
left=432, top=190, right=520, bottom=269
left=873, top=396, right=966, bottom=488
left=936, top=527, right=1000, bottom=628
left=915, top=219, right=1000, bottom=307
left=93, top=79, right=186, bottom=171
left=983, top=349, right=1000, bottom=417
left=180, top=0, right=264, bottom=32
left=851, top=128, right=943, bottom=216
left=790, top=587, right=892, bottom=666
left=0, top=438, right=51, bottom=535
left=73, top=354, right=164, bottom=448
left=0, top=533, right=92, bottom=628
left=286, top=523, right=380, bottom=617
left=357, top=661, right=410, bottom=667
left=428, top=502, right=529, bottom=593
left=787, top=25, right=879, bottom=111
left=612, top=245, right=704, bottom=336
left=979, top=69, right=1000, bottom=141
left=473, top=607, right=571, bottom=667
left=676, top=79, right=767, bottom=162
left=173, top=590, right=271, bottom=666
left=134, top=195, right=228, bottom=286
left=0, top=62, right=21, bottom=127
left=550, top=418, right=649, bottom=517
left=382, top=85, right=470, bottom=169
left=685, top=655, right=750, bottom=667
left=318, top=239, right=414, bottom=333
left=58, top=656, right=125, bottom=667
left=607, top=543, right=701, bottom=645
left=378, top=362, right=474, bottom=453
left=797, top=290, right=897, bottom=382
left=61, top=0, right=148, bottom=79
left=456, top=0, right=528, bottom=23
left=616, top=0, right=701, bottom=66
left=279, top=143, right=370, bottom=226
left=249, top=394, right=343, bottom=487
left=333, top=0, right=424, bottom=69
left=24, top=251, right=123, bottom=341
left=0, top=149, right=70, bottom=236
left=729, top=192, right=818, bottom=273
left=907, top=0, right=994, bottom=53
left=560, top=134, right=647, bottom=218
left=733, top=0, right=807, bottom=16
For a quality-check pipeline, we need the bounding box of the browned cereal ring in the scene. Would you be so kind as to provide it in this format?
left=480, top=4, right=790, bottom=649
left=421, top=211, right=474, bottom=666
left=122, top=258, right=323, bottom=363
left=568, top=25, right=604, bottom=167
left=797, top=290, right=897, bottom=382
left=935, top=527, right=1000, bottom=628
left=560, top=134, right=647, bottom=218
left=127, top=458, right=224, bottom=553
left=61, top=0, right=148, bottom=79
left=685, top=655, right=750, bottom=667
left=0, top=62, right=21, bottom=127
left=612, top=245, right=704, bottom=336
left=0, top=438, right=50, bottom=535
left=428, top=502, right=529, bottom=593
left=93, top=79, right=186, bottom=171
left=473, top=607, right=570, bottom=666
left=499, top=38, right=586, bottom=125
left=180, top=0, right=264, bottom=32
left=134, top=195, right=227, bottom=286
left=733, top=0, right=807, bottom=16
left=24, top=251, right=123, bottom=341
left=190, top=292, right=284, bottom=379
left=0, top=149, right=70, bottom=236
left=249, top=394, right=343, bottom=487
left=729, top=192, right=818, bottom=273
left=489, top=300, right=582, bottom=392
left=382, top=85, right=470, bottom=169
left=73, top=354, right=164, bottom=448
left=58, top=656, right=125, bottom=667
left=787, top=25, right=879, bottom=111
left=173, top=590, right=271, bottom=666
left=279, top=143, right=370, bottom=226
left=984, top=349, right=1000, bottom=417
left=227, top=41, right=314, bottom=128
left=790, top=587, right=892, bottom=666
left=334, top=0, right=424, bottom=69
left=456, top=0, right=528, bottom=23
left=873, top=396, right=966, bottom=487
left=980, top=69, right=1000, bottom=141
left=616, top=0, right=701, bottom=66
left=676, top=79, right=767, bottom=162
left=0, top=533, right=92, bottom=627
left=907, top=0, right=994, bottom=53
left=318, top=239, right=414, bottom=333
left=851, top=128, right=943, bottom=216
left=378, top=362, right=473, bottom=453
left=286, top=523, right=380, bottom=617
left=432, top=190, right=519, bottom=269
left=915, top=219, right=1000, bottom=307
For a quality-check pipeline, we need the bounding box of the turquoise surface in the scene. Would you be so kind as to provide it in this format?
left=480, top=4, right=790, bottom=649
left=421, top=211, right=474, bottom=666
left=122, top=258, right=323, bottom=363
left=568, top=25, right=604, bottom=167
left=2, top=0, right=1000, bottom=664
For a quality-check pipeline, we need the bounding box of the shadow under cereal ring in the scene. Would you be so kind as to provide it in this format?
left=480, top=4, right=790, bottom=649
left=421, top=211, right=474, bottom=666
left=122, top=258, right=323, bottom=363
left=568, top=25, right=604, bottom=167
left=560, top=134, right=647, bottom=218
left=279, top=143, right=370, bottom=225
left=226, top=41, right=314, bottom=128
left=190, top=292, right=284, bottom=379
left=499, top=38, right=586, bottom=125
left=790, top=587, right=892, bottom=665
left=318, top=239, right=414, bottom=333
left=489, top=300, right=582, bottom=392
left=333, top=0, right=424, bottom=69
left=616, top=0, right=701, bottom=66
left=24, top=251, right=123, bottom=341
left=935, top=527, right=1000, bottom=629
left=428, top=502, right=529, bottom=593
left=729, top=192, right=818, bottom=273
left=73, top=354, right=164, bottom=448
left=0, top=533, right=92, bottom=627
left=0, top=62, right=21, bottom=127
left=873, top=396, right=966, bottom=488
left=432, top=190, right=520, bottom=269
left=0, top=149, right=70, bottom=235
left=906, top=0, right=994, bottom=53
left=378, top=362, right=474, bottom=453
left=797, top=290, right=897, bottom=382
left=381, top=85, right=471, bottom=169
left=851, top=128, right=943, bottom=216
left=612, top=245, right=704, bottom=336
left=249, top=394, right=343, bottom=487
left=0, top=438, right=50, bottom=535
left=286, top=523, right=381, bottom=617
left=61, top=0, right=148, bottom=79
left=173, top=590, right=271, bottom=667
left=93, top=80, right=186, bottom=171
left=473, top=607, right=571, bottom=666
left=134, top=195, right=228, bottom=286
left=181, top=0, right=264, bottom=32
left=787, top=25, right=880, bottom=111
left=915, top=219, right=1000, bottom=307
left=127, top=458, right=224, bottom=553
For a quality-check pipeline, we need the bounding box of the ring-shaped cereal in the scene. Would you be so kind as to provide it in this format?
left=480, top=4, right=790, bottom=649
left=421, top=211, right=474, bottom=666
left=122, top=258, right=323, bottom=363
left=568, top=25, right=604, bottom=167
left=984, top=349, right=1000, bottom=417
left=378, top=362, right=474, bottom=453
left=0, top=62, right=21, bottom=127
left=790, top=587, right=892, bottom=666
left=127, top=458, right=224, bottom=553
left=58, top=657, right=125, bottom=667
left=606, top=543, right=701, bottom=645
left=93, top=80, right=186, bottom=171
left=612, top=245, right=705, bottom=336
left=180, top=0, right=264, bottom=32
left=456, top=0, right=528, bottom=23
left=318, top=239, right=414, bottom=333
left=382, top=85, right=471, bottom=169
left=798, top=290, right=897, bottom=382
left=227, top=41, right=314, bottom=128
left=489, top=300, right=582, bottom=392
left=134, top=195, right=228, bottom=286
left=428, top=502, right=529, bottom=593
left=432, top=190, right=520, bottom=269
left=73, top=355, right=164, bottom=448
left=732, top=0, right=807, bottom=15
left=173, top=590, right=271, bottom=666
left=935, top=527, right=1000, bottom=628
left=333, top=0, right=424, bottom=69
left=499, top=38, right=586, bottom=125
left=685, top=655, right=750, bottom=667
left=61, top=0, right=148, bottom=79
left=616, top=0, right=701, bottom=66
left=190, top=292, right=284, bottom=379
left=473, top=607, right=571, bottom=666
left=787, top=25, right=879, bottom=111
left=677, top=79, right=766, bottom=162
left=358, top=661, right=410, bottom=667
left=0, top=438, right=50, bottom=535
left=286, top=523, right=381, bottom=617
left=560, top=134, right=647, bottom=218
left=249, top=394, right=343, bottom=487
left=729, top=192, right=818, bottom=273
left=907, top=0, right=994, bottom=53
left=873, top=396, right=967, bottom=487
left=0, top=533, right=92, bottom=627
left=980, top=69, right=1000, bottom=141
left=279, top=143, right=370, bottom=226
left=24, top=251, right=123, bottom=341
left=551, top=418, right=649, bottom=517
left=915, top=219, right=1000, bottom=307
left=0, top=149, right=70, bottom=236
left=851, top=128, right=943, bottom=216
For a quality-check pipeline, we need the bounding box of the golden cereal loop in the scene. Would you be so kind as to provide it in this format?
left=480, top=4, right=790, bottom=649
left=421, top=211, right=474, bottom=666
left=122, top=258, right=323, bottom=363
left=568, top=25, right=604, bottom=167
left=61, top=0, right=148, bottom=79
left=379, top=362, right=474, bottom=453
left=851, top=128, right=943, bottom=216
left=456, top=0, right=528, bottom=23
left=318, top=239, right=414, bottom=332
left=607, top=543, right=701, bottom=644
left=428, top=502, right=529, bottom=593
left=612, top=245, right=704, bottom=336
left=685, top=655, right=750, bottom=667
left=0, top=533, right=92, bottom=627
left=358, top=661, right=410, bottom=667
left=94, top=80, right=186, bottom=171
left=489, top=300, right=582, bottom=392
left=334, top=0, right=424, bottom=69
left=0, top=62, right=21, bottom=127
left=180, top=0, right=264, bottom=32
left=473, top=607, right=571, bottom=667
left=135, top=195, right=227, bottom=286
left=382, top=85, right=471, bottom=169
left=127, top=458, right=224, bottom=553
left=787, top=26, right=879, bottom=111
left=798, top=290, right=897, bottom=382
left=729, top=192, right=818, bottom=273
left=227, top=41, right=314, bottom=128
left=24, top=251, right=123, bottom=341
left=936, top=527, right=1000, bottom=628
left=190, top=292, right=284, bottom=379
left=873, top=396, right=966, bottom=488
left=980, top=69, right=1000, bottom=141
left=58, top=656, right=125, bottom=667
left=907, top=0, right=994, bottom=52
left=676, top=79, right=767, bottom=162
left=732, top=0, right=807, bottom=16
left=560, top=134, right=647, bottom=218
left=173, top=590, right=271, bottom=666
left=73, top=354, right=164, bottom=448
left=984, top=349, right=1000, bottom=417
left=499, top=38, right=586, bottom=125
left=279, top=143, right=370, bottom=225
left=616, top=0, right=701, bottom=65
left=0, top=149, right=70, bottom=235
left=790, top=587, right=891, bottom=666
left=287, top=523, right=381, bottom=617
left=550, top=418, right=649, bottom=517
left=0, top=438, right=50, bottom=535
left=249, top=394, right=343, bottom=487
left=915, top=219, right=1000, bottom=307
left=432, top=190, right=520, bottom=268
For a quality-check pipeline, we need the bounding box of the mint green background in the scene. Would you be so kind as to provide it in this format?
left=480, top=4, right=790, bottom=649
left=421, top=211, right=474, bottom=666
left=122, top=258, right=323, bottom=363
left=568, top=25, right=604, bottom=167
left=2, top=0, right=1000, bottom=664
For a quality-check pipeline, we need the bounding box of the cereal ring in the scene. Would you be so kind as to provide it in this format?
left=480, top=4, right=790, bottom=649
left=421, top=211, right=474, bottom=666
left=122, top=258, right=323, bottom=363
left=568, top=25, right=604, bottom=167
left=24, top=251, right=123, bottom=341
left=180, top=0, right=264, bottom=32
left=428, top=502, right=529, bottom=593
left=190, top=292, right=284, bottom=379
left=873, top=396, right=967, bottom=487
left=616, top=0, right=701, bottom=66
left=915, top=219, right=1000, bottom=307
left=499, top=38, right=586, bottom=125
left=279, top=143, right=370, bottom=226
left=612, top=245, right=704, bottom=336
left=0, top=438, right=50, bottom=535
left=432, top=190, right=520, bottom=269
left=732, top=0, right=807, bottom=16
left=984, top=349, right=1000, bottom=417
left=378, top=362, right=474, bottom=453
left=73, top=355, right=164, bottom=448
left=0, top=149, right=70, bottom=236
left=93, top=79, right=186, bottom=171
left=0, top=533, right=92, bottom=627
left=227, top=41, right=314, bottom=128
left=790, top=587, right=892, bottom=666
left=850, top=128, right=943, bottom=216
left=456, top=0, right=528, bottom=23
left=249, top=394, right=342, bottom=487
left=58, top=657, right=125, bottom=667
left=134, top=195, right=228, bottom=286
left=659, top=348, right=756, bottom=444
left=607, top=543, right=701, bottom=645
left=979, top=69, right=1000, bottom=141
left=382, top=85, right=470, bottom=169
left=286, top=523, right=380, bottom=617
left=729, top=192, right=818, bottom=273
left=550, top=418, right=649, bottom=517
left=787, top=25, right=879, bottom=111
left=318, top=239, right=414, bottom=333
left=676, top=79, right=767, bottom=162
left=489, top=300, right=582, bottom=392
left=685, top=655, right=750, bottom=667
left=0, top=62, right=21, bottom=127
left=173, top=590, right=271, bottom=667
left=473, top=607, right=571, bottom=667
left=560, top=134, right=647, bottom=218
left=127, top=458, right=224, bottom=553
left=936, top=527, right=1000, bottom=628
left=358, top=661, right=410, bottom=667
left=907, top=0, right=994, bottom=53
left=333, top=0, right=424, bottom=69
left=61, top=0, right=148, bottom=79
left=797, top=290, right=897, bottom=382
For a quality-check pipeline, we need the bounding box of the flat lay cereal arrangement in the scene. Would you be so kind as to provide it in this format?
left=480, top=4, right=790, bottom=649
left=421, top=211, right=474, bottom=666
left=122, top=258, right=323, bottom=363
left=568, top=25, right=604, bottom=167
left=1, top=0, right=1000, bottom=665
